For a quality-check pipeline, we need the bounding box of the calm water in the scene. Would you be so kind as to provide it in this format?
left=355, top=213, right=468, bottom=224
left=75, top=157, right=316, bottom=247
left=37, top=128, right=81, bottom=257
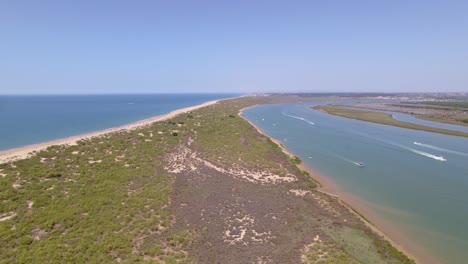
left=392, top=112, right=468, bottom=133
left=0, top=94, right=238, bottom=150
left=243, top=102, right=468, bottom=264
left=338, top=100, right=468, bottom=133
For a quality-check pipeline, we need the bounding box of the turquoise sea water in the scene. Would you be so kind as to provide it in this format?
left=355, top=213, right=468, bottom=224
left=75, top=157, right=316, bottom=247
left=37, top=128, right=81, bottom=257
left=0, top=94, right=238, bottom=150
left=243, top=102, right=468, bottom=264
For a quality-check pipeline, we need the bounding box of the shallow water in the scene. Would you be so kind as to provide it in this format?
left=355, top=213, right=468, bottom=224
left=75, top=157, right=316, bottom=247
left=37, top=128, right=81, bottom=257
left=0, top=94, right=238, bottom=150
left=243, top=102, right=468, bottom=264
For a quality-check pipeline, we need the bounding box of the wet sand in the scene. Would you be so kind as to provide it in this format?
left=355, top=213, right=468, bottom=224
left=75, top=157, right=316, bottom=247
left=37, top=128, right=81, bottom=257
left=0, top=99, right=221, bottom=164
left=240, top=107, right=439, bottom=264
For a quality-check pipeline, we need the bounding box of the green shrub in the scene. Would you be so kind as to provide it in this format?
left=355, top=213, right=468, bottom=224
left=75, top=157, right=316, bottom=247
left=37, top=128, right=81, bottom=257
left=292, top=156, right=302, bottom=164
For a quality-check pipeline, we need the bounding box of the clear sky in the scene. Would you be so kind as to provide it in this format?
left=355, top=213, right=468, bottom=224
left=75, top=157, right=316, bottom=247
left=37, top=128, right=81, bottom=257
left=1, top=0, right=467, bottom=94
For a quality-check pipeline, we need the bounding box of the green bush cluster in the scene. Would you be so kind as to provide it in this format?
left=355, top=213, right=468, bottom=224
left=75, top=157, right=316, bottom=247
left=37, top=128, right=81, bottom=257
left=0, top=116, right=191, bottom=262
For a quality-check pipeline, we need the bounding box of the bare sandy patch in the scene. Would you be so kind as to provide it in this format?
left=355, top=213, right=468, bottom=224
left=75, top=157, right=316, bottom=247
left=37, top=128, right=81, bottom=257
left=164, top=143, right=296, bottom=185
left=223, top=213, right=273, bottom=245
left=289, top=189, right=311, bottom=197
left=0, top=212, right=16, bottom=222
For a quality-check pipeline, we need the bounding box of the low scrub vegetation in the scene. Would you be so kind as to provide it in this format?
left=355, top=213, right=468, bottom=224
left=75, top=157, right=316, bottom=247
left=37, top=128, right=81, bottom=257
left=1, top=96, right=415, bottom=263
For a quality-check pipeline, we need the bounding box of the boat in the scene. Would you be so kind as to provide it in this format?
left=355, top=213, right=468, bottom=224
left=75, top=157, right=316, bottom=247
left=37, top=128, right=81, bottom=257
left=355, top=162, right=365, bottom=167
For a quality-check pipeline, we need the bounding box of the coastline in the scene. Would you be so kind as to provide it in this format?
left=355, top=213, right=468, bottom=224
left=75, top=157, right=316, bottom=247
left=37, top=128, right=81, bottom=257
left=239, top=107, right=436, bottom=264
left=1, top=98, right=434, bottom=263
left=0, top=99, right=221, bottom=164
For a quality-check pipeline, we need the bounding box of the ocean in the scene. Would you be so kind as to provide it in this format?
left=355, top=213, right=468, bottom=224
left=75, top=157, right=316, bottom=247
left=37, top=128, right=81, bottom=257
left=0, top=94, right=238, bottom=150
left=243, top=102, right=468, bottom=264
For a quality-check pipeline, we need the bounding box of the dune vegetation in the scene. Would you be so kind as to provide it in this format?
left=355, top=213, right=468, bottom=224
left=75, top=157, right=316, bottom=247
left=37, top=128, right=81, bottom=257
left=1, top=97, right=414, bottom=263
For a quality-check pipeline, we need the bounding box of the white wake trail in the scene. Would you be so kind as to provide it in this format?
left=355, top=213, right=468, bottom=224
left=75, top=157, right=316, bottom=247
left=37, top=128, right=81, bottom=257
left=327, top=151, right=362, bottom=166
left=414, top=142, right=468, bottom=157
left=385, top=141, right=447, bottom=161
left=349, top=131, right=447, bottom=161
left=409, top=149, right=447, bottom=161
left=282, top=112, right=315, bottom=125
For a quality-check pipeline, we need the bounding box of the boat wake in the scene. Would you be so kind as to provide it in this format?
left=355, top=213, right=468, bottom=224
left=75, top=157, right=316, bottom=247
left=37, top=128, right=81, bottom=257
left=349, top=131, right=447, bottom=161
left=282, top=112, right=315, bottom=125
left=414, top=142, right=468, bottom=157
left=328, top=151, right=364, bottom=167
left=408, top=148, right=446, bottom=161
left=382, top=140, right=447, bottom=161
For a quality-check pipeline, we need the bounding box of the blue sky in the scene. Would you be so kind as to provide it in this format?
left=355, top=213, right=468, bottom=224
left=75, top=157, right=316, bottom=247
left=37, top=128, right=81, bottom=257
left=1, top=0, right=467, bottom=94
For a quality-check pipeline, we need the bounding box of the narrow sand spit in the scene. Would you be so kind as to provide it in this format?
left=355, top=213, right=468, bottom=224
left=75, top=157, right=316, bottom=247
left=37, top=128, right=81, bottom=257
left=239, top=106, right=431, bottom=264
left=0, top=100, right=220, bottom=164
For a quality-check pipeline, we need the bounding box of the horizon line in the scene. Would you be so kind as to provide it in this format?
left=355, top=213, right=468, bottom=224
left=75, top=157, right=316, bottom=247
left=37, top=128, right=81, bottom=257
left=1, top=91, right=467, bottom=96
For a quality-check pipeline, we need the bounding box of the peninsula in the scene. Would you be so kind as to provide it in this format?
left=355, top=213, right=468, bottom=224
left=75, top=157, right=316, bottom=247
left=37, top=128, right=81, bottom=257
left=0, top=96, right=414, bottom=263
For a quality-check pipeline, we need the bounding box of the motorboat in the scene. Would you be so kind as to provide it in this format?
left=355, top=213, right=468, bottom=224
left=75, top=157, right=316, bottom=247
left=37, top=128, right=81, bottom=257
left=355, top=162, right=365, bottom=167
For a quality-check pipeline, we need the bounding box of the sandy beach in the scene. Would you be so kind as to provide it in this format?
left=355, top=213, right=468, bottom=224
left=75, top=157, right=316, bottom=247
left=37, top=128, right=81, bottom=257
left=0, top=99, right=221, bottom=164
left=239, top=106, right=438, bottom=264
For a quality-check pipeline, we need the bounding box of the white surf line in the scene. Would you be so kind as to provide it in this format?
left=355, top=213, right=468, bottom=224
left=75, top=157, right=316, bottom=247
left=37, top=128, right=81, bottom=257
left=281, top=112, right=315, bottom=125
left=414, top=142, right=468, bottom=157
left=349, top=130, right=447, bottom=161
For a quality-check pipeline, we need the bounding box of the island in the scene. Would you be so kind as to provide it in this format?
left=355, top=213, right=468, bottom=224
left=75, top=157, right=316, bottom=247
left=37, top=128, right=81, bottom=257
left=314, top=105, right=468, bottom=138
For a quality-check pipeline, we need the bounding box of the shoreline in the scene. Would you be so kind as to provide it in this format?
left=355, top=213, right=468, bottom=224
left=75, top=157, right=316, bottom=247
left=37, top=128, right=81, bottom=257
left=2, top=98, right=434, bottom=263
left=352, top=103, right=468, bottom=128
left=0, top=99, right=222, bottom=164
left=315, top=105, right=468, bottom=138
left=239, top=106, right=437, bottom=264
